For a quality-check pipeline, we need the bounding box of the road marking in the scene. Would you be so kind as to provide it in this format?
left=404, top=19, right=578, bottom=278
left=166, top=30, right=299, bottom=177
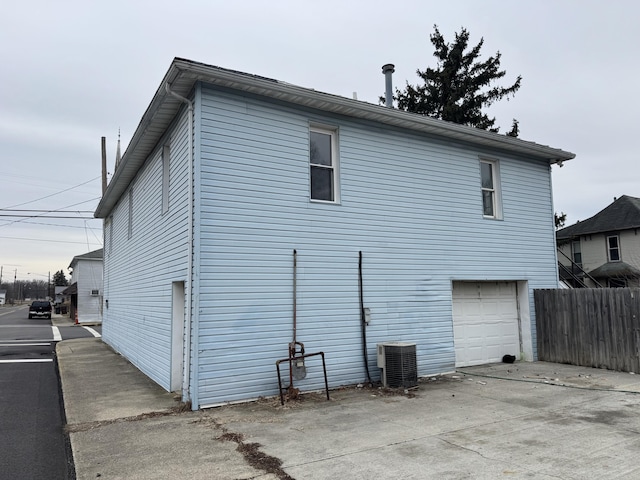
left=52, top=326, right=62, bottom=341
left=0, top=343, right=51, bottom=347
left=0, top=325, right=54, bottom=328
left=1, top=339, right=60, bottom=343
left=82, top=326, right=102, bottom=338
left=0, top=359, right=53, bottom=363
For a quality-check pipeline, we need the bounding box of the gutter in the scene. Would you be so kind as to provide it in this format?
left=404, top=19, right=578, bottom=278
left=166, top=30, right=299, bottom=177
left=165, top=83, right=194, bottom=406
left=95, top=58, right=576, bottom=220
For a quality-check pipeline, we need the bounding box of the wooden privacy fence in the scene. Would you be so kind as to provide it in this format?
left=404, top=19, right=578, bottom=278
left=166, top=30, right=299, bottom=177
left=534, top=288, right=640, bottom=373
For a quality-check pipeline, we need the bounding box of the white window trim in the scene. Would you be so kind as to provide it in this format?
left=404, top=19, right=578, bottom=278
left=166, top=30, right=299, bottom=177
left=480, top=158, right=502, bottom=219
left=108, top=216, right=113, bottom=254
left=607, top=234, right=621, bottom=262
left=162, top=145, right=170, bottom=214
left=309, top=125, right=340, bottom=204
left=571, top=239, right=582, bottom=266
left=127, top=189, right=133, bottom=239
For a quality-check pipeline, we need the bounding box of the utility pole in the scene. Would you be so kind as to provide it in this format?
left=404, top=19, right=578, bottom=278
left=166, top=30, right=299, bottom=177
left=101, top=136, right=107, bottom=195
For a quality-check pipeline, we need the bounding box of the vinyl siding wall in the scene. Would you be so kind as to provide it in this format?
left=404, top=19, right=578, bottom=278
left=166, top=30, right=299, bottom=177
left=561, top=230, right=640, bottom=287
left=194, top=86, right=559, bottom=406
left=621, top=230, right=640, bottom=270
left=102, top=108, right=191, bottom=391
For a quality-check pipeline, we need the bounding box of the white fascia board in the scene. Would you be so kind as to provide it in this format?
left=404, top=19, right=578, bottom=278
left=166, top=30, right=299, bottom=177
left=95, top=58, right=576, bottom=218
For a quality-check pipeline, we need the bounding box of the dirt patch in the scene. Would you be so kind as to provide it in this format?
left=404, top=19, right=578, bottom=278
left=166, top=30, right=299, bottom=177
left=65, top=402, right=193, bottom=433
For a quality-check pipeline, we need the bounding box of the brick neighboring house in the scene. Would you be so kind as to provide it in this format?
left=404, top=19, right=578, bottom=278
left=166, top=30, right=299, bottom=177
left=557, top=195, right=640, bottom=288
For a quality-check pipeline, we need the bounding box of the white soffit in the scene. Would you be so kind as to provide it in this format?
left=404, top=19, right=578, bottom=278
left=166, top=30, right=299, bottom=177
left=95, top=58, right=575, bottom=218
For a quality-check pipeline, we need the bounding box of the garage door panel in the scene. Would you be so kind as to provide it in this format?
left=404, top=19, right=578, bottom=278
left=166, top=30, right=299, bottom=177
left=452, top=281, right=520, bottom=367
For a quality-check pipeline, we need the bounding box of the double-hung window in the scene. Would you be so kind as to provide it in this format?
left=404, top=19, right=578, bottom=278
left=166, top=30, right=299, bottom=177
left=309, top=127, right=339, bottom=202
left=572, top=239, right=582, bottom=265
left=607, top=235, right=620, bottom=261
left=127, top=189, right=133, bottom=239
left=162, top=145, right=170, bottom=214
left=480, top=159, right=501, bottom=218
left=108, top=216, right=113, bottom=255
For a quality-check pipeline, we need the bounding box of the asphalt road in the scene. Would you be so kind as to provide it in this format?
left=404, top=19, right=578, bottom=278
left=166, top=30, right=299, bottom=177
left=0, top=304, right=101, bottom=480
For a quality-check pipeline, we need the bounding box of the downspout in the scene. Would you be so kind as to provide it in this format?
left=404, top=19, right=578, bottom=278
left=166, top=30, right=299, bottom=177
left=548, top=163, right=560, bottom=289
left=165, top=83, right=194, bottom=405
left=359, top=251, right=372, bottom=384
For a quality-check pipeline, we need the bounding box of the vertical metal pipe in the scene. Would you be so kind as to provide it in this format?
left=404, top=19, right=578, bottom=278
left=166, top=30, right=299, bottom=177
left=289, top=249, right=297, bottom=389
left=382, top=64, right=395, bottom=108
left=359, top=251, right=372, bottom=384
left=293, top=249, right=297, bottom=346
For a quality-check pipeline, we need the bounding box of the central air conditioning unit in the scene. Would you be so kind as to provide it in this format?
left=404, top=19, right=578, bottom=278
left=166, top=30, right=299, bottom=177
left=377, top=342, right=418, bottom=388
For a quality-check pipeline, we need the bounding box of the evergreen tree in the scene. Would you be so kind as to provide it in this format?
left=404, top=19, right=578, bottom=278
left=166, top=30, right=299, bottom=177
left=53, top=269, right=68, bottom=286
left=393, top=25, right=522, bottom=132
left=506, top=119, right=519, bottom=138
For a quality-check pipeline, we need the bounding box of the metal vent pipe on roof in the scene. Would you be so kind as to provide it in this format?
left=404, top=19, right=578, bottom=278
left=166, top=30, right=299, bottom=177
left=382, top=64, right=395, bottom=108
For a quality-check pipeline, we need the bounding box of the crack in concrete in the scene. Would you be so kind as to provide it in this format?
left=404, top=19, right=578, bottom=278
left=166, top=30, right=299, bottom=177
left=210, top=417, right=295, bottom=480
left=65, top=403, right=192, bottom=433
left=436, top=437, right=569, bottom=480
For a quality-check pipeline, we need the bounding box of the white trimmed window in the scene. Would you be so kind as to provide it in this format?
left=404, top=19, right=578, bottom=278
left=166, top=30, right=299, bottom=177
left=480, top=159, right=502, bottom=219
left=607, top=235, right=620, bottom=261
left=162, top=145, right=170, bottom=214
left=127, top=189, right=133, bottom=239
left=107, top=216, right=113, bottom=254
left=572, top=239, right=582, bottom=265
left=309, top=127, right=339, bottom=202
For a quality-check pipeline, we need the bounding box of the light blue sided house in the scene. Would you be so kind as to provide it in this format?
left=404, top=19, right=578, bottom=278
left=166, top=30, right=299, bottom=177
left=95, top=58, right=575, bottom=409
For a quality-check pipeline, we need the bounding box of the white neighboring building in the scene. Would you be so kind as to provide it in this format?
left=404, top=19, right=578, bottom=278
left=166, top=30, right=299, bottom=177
left=54, top=286, right=67, bottom=305
left=0, top=289, right=6, bottom=305
left=67, top=249, right=103, bottom=324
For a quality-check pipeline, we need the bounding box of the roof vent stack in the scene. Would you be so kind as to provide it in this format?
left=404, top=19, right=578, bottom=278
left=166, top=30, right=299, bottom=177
left=382, top=64, right=395, bottom=108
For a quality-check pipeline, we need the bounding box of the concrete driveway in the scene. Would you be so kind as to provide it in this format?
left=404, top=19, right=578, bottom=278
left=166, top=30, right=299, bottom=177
left=213, top=362, right=640, bottom=479
left=59, top=338, right=640, bottom=479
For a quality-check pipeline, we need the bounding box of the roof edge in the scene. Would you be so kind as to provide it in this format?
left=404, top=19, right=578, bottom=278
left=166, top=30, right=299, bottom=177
left=95, top=58, right=576, bottom=218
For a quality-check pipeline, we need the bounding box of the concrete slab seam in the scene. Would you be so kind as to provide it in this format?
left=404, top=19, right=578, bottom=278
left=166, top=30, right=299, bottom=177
left=456, top=370, right=640, bottom=395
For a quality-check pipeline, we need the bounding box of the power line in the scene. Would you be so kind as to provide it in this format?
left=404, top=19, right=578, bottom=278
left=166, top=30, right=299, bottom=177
left=7, top=220, right=102, bottom=230
left=85, top=219, right=102, bottom=247
left=0, top=214, right=95, bottom=219
left=0, top=209, right=95, bottom=213
left=0, top=236, right=103, bottom=245
left=0, top=197, right=101, bottom=228
left=1, top=176, right=101, bottom=210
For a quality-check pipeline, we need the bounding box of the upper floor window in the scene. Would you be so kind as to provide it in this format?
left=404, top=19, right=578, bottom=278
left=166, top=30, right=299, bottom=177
left=480, top=159, right=501, bottom=219
left=108, top=216, right=113, bottom=254
left=572, top=239, right=582, bottom=265
left=162, top=145, right=170, bottom=214
left=310, top=127, right=339, bottom=203
left=128, top=189, right=133, bottom=239
left=607, top=235, right=620, bottom=261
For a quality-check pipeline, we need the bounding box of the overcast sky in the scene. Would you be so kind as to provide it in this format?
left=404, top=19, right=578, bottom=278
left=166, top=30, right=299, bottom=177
left=1, top=0, right=638, bottom=282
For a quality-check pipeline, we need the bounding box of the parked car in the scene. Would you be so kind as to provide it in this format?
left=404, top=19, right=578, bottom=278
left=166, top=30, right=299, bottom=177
left=28, top=301, right=52, bottom=319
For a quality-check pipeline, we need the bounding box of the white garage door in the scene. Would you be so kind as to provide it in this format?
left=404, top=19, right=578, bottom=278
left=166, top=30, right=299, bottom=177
left=452, top=281, right=520, bottom=367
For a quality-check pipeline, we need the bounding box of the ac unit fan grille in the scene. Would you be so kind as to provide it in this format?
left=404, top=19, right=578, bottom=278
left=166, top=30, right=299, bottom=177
left=384, top=344, right=417, bottom=388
